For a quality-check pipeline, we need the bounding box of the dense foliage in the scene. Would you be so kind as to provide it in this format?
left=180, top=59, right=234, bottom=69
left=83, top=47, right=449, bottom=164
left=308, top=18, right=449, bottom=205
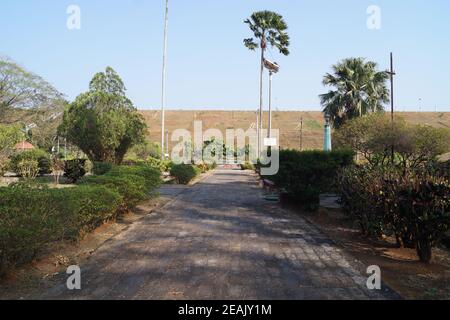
left=64, top=159, right=87, bottom=183
left=170, top=164, right=201, bottom=185
left=340, top=165, right=450, bottom=263
left=58, top=67, right=147, bottom=164
left=334, top=113, right=450, bottom=169
left=0, top=164, right=161, bottom=275
left=270, top=150, right=355, bottom=208
left=320, top=58, right=389, bottom=128
left=0, top=124, right=24, bottom=175
left=10, top=149, right=51, bottom=176
left=92, top=162, right=113, bottom=175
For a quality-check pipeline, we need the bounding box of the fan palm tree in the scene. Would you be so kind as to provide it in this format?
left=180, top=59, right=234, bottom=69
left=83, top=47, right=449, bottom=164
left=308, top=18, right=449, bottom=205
left=244, top=11, right=290, bottom=153
left=320, top=57, right=389, bottom=128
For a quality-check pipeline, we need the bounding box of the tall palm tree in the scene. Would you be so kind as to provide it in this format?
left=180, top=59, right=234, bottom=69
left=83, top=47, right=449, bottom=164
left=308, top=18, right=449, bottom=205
left=244, top=11, right=290, bottom=154
left=320, top=57, right=389, bottom=128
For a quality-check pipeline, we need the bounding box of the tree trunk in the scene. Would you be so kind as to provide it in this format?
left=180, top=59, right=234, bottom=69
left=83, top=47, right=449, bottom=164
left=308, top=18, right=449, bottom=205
left=417, top=238, right=432, bottom=263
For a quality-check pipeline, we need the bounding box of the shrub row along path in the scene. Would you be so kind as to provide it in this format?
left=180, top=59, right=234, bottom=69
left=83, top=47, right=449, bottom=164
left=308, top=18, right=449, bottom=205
left=42, top=169, right=393, bottom=300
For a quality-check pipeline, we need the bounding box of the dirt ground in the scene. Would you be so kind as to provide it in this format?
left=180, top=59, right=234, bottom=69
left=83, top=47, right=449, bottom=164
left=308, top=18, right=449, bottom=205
left=297, top=207, right=450, bottom=300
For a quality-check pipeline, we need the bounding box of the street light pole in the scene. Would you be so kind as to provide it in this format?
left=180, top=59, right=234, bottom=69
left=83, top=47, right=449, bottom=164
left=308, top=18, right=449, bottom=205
left=161, top=0, right=169, bottom=159
left=268, top=71, right=273, bottom=139
left=256, top=110, right=260, bottom=156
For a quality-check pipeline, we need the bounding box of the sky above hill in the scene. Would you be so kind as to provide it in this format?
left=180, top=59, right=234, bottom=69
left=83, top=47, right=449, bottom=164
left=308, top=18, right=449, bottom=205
left=1, top=0, right=449, bottom=111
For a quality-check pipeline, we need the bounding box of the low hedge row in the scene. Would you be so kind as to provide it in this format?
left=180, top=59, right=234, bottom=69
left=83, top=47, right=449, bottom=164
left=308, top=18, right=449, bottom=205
left=0, top=164, right=161, bottom=276
left=170, top=164, right=201, bottom=184
left=269, top=150, right=355, bottom=209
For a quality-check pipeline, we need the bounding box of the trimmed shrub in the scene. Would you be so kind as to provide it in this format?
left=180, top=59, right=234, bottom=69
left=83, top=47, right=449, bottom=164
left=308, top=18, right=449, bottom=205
left=0, top=184, right=121, bottom=275
left=64, top=159, right=87, bottom=183
left=92, top=162, right=113, bottom=175
left=0, top=164, right=161, bottom=276
left=270, top=150, right=355, bottom=208
left=107, top=165, right=162, bottom=190
left=10, top=149, right=51, bottom=176
left=82, top=164, right=161, bottom=208
left=147, top=157, right=172, bottom=172
left=170, top=164, right=201, bottom=184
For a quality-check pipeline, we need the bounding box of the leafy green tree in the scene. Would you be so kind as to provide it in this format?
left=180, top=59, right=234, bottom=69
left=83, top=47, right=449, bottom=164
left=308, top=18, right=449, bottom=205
left=58, top=67, right=146, bottom=164
left=0, top=57, right=63, bottom=119
left=244, top=11, right=290, bottom=146
left=320, top=58, right=389, bottom=128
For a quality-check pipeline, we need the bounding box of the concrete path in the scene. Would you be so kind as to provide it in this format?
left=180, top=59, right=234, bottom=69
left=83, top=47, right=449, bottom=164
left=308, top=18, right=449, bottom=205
left=43, top=169, right=390, bottom=300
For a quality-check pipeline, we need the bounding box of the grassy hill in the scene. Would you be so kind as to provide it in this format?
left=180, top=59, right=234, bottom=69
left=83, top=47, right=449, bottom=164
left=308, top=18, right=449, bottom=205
left=140, top=110, right=450, bottom=151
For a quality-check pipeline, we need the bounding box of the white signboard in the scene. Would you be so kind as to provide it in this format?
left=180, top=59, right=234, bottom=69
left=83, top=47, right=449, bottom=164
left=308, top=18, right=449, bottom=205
left=264, top=138, right=277, bottom=147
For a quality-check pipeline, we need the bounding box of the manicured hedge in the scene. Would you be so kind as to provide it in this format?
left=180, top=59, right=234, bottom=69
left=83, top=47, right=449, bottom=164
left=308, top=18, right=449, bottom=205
left=0, top=184, right=121, bottom=275
left=170, top=164, right=201, bottom=184
left=0, top=164, right=161, bottom=276
left=92, top=162, right=113, bottom=175
left=270, top=150, right=355, bottom=208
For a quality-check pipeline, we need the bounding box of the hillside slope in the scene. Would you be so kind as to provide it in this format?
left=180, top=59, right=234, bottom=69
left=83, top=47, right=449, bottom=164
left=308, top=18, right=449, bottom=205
left=140, top=111, right=450, bottom=151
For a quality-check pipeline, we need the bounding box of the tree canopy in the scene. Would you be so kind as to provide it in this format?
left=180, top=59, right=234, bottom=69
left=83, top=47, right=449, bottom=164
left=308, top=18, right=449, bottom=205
left=0, top=57, right=63, bottom=120
left=58, top=67, right=147, bottom=164
left=320, top=58, right=389, bottom=128
left=244, top=11, right=290, bottom=56
left=334, top=113, right=450, bottom=169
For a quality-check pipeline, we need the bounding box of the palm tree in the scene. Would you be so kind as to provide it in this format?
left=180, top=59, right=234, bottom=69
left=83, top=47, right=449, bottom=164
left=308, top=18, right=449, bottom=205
left=244, top=11, right=290, bottom=154
left=320, top=57, right=389, bottom=128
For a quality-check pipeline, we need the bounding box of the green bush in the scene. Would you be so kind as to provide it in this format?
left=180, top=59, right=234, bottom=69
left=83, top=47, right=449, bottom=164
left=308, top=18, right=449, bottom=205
left=92, top=162, right=113, bottom=175
left=64, top=159, right=87, bottom=183
left=170, top=164, right=201, bottom=184
left=147, top=157, right=172, bottom=172
left=82, top=164, right=161, bottom=208
left=0, top=163, right=161, bottom=276
left=17, top=160, right=39, bottom=180
left=0, top=184, right=121, bottom=275
left=339, top=165, right=450, bottom=263
left=240, top=162, right=255, bottom=171
left=107, top=165, right=162, bottom=190
left=270, top=150, right=354, bottom=209
left=10, top=149, right=51, bottom=176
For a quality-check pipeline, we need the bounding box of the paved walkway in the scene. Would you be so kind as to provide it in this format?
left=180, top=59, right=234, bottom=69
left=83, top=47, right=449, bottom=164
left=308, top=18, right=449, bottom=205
left=43, top=169, right=391, bottom=300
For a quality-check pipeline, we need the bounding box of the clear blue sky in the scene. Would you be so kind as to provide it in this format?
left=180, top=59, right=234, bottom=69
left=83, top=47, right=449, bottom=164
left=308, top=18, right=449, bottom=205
left=1, top=0, right=449, bottom=111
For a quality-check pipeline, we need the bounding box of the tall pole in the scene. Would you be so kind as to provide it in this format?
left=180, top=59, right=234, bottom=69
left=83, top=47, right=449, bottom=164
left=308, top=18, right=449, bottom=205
left=388, top=52, right=396, bottom=163
left=161, top=0, right=169, bottom=159
left=268, top=71, right=273, bottom=139
left=300, top=116, right=303, bottom=151
left=259, top=38, right=265, bottom=158
left=256, top=110, right=260, bottom=156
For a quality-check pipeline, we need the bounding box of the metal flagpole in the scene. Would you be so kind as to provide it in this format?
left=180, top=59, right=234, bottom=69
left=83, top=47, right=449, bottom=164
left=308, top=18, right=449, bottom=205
left=161, top=0, right=169, bottom=159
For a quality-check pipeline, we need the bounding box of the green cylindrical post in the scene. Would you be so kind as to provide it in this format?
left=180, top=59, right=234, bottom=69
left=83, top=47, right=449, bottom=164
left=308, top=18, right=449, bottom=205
left=324, top=113, right=332, bottom=152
